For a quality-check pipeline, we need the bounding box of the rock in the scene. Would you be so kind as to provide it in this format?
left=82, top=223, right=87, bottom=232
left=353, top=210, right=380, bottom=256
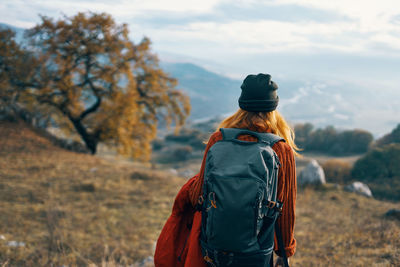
left=385, top=209, right=400, bottom=220
left=179, top=169, right=195, bottom=178
left=168, top=168, right=178, bottom=176
left=298, top=160, right=326, bottom=185
left=7, top=240, right=26, bottom=247
left=133, top=256, right=154, bottom=267
left=0, top=234, right=6, bottom=240
left=344, top=181, right=373, bottom=198
left=141, top=256, right=154, bottom=266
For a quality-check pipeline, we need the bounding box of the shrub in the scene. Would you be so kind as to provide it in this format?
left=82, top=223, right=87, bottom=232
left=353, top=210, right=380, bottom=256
left=352, top=144, right=400, bottom=181
left=352, top=143, right=400, bottom=201
left=294, top=123, right=374, bottom=155
left=172, top=146, right=193, bottom=161
left=322, top=159, right=352, bottom=184
left=152, top=139, right=164, bottom=151
left=334, top=129, right=373, bottom=154
left=294, top=123, right=314, bottom=150
left=375, top=123, right=400, bottom=147
left=165, top=128, right=207, bottom=150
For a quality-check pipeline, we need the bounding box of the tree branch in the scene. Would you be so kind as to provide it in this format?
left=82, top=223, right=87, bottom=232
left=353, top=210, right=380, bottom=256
left=79, top=95, right=101, bottom=120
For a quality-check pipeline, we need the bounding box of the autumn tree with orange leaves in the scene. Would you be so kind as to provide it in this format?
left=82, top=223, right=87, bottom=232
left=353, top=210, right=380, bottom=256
left=0, top=28, right=47, bottom=125
left=1, top=12, right=190, bottom=160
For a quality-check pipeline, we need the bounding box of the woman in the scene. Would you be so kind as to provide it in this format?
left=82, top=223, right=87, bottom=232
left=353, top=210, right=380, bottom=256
left=155, top=73, right=298, bottom=267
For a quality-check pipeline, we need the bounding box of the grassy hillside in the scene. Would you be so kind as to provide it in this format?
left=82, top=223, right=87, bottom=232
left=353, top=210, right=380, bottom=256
left=292, top=185, right=399, bottom=266
left=0, top=121, right=185, bottom=266
left=0, top=121, right=399, bottom=266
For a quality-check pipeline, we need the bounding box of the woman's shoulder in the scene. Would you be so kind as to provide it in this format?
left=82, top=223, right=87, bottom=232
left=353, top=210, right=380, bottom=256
left=209, top=130, right=223, bottom=142
left=211, top=130, right=223, bottom=138
left=272, top=139, right=294, bottom=157
left=204, top=130, right=223, bottom=148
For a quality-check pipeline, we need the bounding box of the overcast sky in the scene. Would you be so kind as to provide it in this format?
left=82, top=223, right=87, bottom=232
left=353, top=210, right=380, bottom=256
left=2, top=0, right=400, bottom=77
left=1, top=0, right=399, bottom=135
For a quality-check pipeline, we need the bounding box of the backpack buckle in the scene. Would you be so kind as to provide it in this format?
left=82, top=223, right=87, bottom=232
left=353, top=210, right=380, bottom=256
left=204, top=255, right=213, bottom=263
left=196, top=195, right=205, bottom=211
left=267, top=201, right=284, bottom=213
left=267, top=201, right=276, bottom=209
left=209, top=192, right=217, bottom=209
left=198, top=195, right=204, bottom=205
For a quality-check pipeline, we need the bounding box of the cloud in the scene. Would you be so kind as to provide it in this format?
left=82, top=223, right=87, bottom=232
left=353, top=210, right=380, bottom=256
left=2, top=0, right=400, bottom=57
left=0, top=0, right=221, bottom=27
left=2, top=0, right=400, bottom=88
left=123, top=2, right=400, bottom=60
left=133, top=2, right=352, bottom=28
left=390, top=14, right=400, bottom=25
left=333, top=113, right=349, bottom=120
left=275, top=0, right=400, bottom=21
left=216, top=2, right=352, bottom=23
left=138, top=19, right=383, bottom=56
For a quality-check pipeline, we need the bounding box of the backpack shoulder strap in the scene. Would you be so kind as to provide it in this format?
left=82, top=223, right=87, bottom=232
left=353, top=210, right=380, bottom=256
left=262, top=132, right=285, bottom=147
left=219, top=128, right=285, bottom=146
left=275, top=220, right=290, bottom=267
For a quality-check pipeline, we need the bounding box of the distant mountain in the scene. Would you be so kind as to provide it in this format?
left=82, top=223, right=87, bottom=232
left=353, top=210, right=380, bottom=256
left=162, top=61, right=399, bottom=137
left=0, top=23, right=25, bottom=43
left=161, top=62, right=241, bottom=120
left=162, top=62, right=352, bottom=124
left=160, top=62, right=307, bottom=121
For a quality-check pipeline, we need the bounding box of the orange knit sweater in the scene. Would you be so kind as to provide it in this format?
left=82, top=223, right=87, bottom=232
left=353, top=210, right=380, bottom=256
left=189, top=130, right=297, bottom=257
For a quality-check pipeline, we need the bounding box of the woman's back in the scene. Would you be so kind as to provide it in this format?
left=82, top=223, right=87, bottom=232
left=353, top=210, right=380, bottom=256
left=189, top=129, right=297, bottom=259
left=155, top=73, right=298, bottom=267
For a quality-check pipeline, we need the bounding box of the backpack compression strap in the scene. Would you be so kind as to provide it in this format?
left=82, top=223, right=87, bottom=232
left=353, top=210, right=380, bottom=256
left=219, top=128, right=285, bottom=146
left=275, top=220, right=290, bottom=267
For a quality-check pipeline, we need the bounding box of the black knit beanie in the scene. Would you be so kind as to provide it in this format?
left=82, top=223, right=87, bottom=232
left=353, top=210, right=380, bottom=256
left=238, top=73, right=279, bottom=112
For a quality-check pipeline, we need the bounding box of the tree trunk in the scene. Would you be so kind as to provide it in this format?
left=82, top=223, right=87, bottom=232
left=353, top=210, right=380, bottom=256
left=69, top=118, right=98, bottom=154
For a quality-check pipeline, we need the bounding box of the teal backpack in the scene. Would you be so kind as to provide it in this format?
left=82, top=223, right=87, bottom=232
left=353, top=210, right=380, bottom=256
left=198, top=128, right=289, bottom=267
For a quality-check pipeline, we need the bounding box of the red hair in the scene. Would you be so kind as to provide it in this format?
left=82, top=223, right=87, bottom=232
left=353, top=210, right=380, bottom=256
left=216, top=108, right=300, bottom=156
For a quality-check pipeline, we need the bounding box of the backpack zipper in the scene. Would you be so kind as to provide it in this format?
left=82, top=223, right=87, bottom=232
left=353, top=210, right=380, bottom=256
left=274, top=153, right=281, bottom=168
left=254, top=189, right=264, bottom=236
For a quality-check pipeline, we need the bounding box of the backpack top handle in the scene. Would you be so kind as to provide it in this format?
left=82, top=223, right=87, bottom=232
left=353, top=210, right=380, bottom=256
left=219, top=128, right=285, bottom=146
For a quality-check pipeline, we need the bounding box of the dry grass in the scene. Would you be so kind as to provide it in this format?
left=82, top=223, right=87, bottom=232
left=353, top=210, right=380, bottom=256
left=292, top=185, right=400, bottom=266
left=0, top=121, right=184, bottom=266
left=0, top=121, right=399, bottom=266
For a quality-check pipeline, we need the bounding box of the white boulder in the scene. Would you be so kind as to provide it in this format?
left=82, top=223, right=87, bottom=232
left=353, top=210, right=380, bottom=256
left=344, top=181, right=373, bottom=198
left=298, top=160, right=326, bottom=185
left=7, top=240, right=26, bottom=247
